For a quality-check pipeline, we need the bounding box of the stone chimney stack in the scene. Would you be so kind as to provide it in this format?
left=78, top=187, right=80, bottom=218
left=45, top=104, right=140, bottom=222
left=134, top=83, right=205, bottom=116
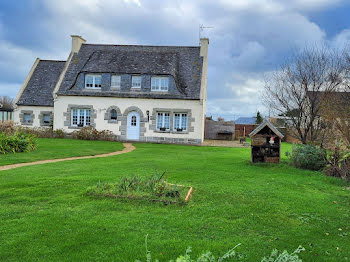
left=71, top=35, right=86, bottom=53
left=199, top=38, right=209, bottom=103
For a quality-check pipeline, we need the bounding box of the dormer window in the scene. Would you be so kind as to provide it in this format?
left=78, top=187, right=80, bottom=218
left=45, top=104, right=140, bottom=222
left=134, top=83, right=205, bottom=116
left=85, top=74, right=102, bottom=89
left=151, top=77, right=169, bottom=92
left=131, top=75, right=141, bottom=88
left=111, top=75, right=121, bottom=89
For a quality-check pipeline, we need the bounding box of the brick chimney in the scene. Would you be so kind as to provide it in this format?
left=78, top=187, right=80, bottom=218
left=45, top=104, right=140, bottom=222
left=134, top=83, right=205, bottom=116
left=71, top=35, right=86, bottom=53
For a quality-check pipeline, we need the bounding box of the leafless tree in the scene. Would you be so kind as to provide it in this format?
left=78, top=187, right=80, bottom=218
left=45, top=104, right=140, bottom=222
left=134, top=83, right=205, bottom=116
left=0, top=96, right=14, bottom=109
left=263, top=46, right=346, bottom=144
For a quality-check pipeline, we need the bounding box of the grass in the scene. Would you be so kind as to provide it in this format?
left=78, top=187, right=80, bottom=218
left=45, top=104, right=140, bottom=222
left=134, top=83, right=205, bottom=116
left=0, top=138, right=124, bottom=166
left=0, top=142, right=349, bottom=261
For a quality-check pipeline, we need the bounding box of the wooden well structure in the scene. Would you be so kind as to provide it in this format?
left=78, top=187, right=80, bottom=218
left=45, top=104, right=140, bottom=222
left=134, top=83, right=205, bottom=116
left=249, top=120, right=284, bottom=163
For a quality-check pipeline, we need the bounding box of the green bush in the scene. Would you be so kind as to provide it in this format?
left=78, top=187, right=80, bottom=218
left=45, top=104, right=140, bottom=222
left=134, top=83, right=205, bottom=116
left=54, top=129, right=65, bottom=138
left=0, top=132, right=36, bottom=154
left=290, top=144, right=326, bottom=171
left=72, top=126, right=115, bottom=141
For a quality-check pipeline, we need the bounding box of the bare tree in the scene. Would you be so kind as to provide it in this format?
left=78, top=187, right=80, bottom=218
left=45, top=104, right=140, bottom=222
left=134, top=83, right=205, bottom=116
left=263, top=46, right=346, bottom=144
left=0, top=96, right=14, bottom=109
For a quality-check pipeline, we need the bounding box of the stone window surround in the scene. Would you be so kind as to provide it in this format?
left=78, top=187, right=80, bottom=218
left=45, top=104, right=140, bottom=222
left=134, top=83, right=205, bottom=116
left=104, top=106, right=122, bottom=124
left=63, top=104, right=97, bottom=129
left=19, top=110, right=35, bottom=126
left=150, top=108, right=195, bottom=134
left=39, top=111, right=53, bottom=127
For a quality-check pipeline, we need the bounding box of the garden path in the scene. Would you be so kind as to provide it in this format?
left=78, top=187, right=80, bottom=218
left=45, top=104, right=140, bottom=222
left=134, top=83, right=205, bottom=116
left=0, top=143, right=135, bottom=171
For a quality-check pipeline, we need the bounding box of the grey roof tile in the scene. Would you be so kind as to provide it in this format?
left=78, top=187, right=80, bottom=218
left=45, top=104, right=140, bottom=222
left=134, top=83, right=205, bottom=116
left=16, top=60, right=65, bottom=106
left=56, top=44, right=203, bottom=99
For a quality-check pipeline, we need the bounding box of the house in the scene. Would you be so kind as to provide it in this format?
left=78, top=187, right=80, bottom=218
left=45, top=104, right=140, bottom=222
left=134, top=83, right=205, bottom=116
left=204, top=116, right=235, bottom=140
left=14, top=35, right=209, bottom=144
left=234, top=117, right=257, bottom=137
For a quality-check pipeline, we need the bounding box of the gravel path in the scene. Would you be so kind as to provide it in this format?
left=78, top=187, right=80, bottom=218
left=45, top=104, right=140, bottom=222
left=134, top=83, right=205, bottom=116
left=0, top=143, right=135, bottom=171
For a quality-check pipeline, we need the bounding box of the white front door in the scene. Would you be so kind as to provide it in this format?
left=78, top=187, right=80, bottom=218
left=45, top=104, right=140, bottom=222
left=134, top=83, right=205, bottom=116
left=127, top=111, right=140, bottom=140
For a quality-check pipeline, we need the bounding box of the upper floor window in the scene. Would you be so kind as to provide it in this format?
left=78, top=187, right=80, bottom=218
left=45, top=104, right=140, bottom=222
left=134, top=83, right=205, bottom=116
left=111, top=75, right=121, bottom=89
left=131, top=75, right=141, bottom=88
left=85, top=74, right=102, bottom=89
left=151, top=77, right=169, bottom=92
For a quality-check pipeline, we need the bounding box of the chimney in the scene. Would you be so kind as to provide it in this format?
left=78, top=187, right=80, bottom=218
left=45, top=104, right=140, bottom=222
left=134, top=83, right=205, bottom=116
left=71, top=35, right=86, bottom=53
left=200, top=38, right=209, bottom=58
left=199, top=38, right=209, bottom=102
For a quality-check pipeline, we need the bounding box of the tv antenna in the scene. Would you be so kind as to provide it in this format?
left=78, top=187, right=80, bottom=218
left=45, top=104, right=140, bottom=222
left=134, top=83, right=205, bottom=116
left=199, top=24, right=213, bottom=44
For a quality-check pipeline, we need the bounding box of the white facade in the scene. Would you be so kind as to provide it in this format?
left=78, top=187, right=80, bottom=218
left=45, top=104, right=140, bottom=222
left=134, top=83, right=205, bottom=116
left=53, top=96, right=205, bottom=143
left=14, top=106, right=53, bottom=127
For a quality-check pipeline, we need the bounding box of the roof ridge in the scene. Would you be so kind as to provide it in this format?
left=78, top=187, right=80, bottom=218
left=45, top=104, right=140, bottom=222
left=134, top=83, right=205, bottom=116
left=82, top=43, right=200, bottom=48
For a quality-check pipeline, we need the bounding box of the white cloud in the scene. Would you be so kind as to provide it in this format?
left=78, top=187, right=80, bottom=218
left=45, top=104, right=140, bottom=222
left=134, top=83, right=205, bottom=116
left=0, top=0, right=346, bottom=119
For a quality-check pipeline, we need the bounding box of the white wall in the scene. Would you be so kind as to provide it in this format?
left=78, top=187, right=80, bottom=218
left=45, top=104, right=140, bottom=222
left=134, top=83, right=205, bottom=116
left=14, top=106, right=53, bottom=127
left=54, top=96, right=205, bottom=142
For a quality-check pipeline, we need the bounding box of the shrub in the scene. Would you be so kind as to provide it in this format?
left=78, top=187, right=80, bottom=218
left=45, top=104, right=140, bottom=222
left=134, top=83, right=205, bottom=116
left=0, top=132, right=36, bottom=154
left=54, top=129, right=65, bottom=138
left=290, top=144, right=326, bottom=171
left=0, top=122, right=56, bottom=138
left=324, top=146, right=350, bottom=181
left=72, top=126, right=115, bottom=141
left=0, top=121, right=15, bottom=135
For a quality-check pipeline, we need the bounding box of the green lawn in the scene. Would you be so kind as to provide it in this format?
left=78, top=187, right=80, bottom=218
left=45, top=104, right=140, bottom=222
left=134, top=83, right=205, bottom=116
left=0, top=138, right=124, bottom=166
left=0, top=142, right=349, bottom=261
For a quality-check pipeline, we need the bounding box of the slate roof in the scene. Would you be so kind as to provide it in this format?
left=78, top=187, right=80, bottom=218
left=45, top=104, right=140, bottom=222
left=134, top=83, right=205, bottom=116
left=56, top=44, right=203, bottom=99
left=249, top=119, right=284, bottom=138
left=235, top=117, right=257, bottom=125
left=16, top=60, right=65, bottom=106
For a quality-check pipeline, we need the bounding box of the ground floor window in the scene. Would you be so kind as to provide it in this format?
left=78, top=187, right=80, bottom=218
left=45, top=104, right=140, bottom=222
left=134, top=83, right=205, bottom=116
left=174, top=113, right=187, bottom=131
left=156, top=112, right=170, bottom=131
left=24, top=113, right=31, bottom=124
left=72, top=109, right=91, bottom=127
left=43, top=114, right=51, bottom=124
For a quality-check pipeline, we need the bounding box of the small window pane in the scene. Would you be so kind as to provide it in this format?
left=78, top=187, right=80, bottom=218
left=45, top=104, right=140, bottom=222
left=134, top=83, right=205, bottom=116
left=94, top=75, right=102, bottom=88
left=157, top=113, right=163, bottom=129
left=110, top=109, right=118, bottom=120
left=181, top=114, right=187, bottom=130
left=111, top=75, right=121, bottom=88
left=43, top=114, right=50, bottom=124
left=131, top=116, right=137, bottom=126
left=132, top=76, right=141, bottom=88
left=24, top=113, right=31, bottom=123
left=85, top=75, right=94, bottom=88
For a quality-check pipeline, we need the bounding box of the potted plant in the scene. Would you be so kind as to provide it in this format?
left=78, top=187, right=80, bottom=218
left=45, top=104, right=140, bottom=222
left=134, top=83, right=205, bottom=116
left=176, top=128, right=183, bottom=132
left=159, top=127, right=167, bottom=131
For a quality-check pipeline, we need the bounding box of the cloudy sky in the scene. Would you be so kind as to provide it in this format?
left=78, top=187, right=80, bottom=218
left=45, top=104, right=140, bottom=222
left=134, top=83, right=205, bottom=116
left=1, top=0, right=350, bottom=119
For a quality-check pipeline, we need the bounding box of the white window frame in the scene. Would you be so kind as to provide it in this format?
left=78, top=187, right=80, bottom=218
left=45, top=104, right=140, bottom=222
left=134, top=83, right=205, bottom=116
left=156, top=112, right=170, bottom=131
left=85, top=74, right=102, bottom=89
left=151, top=76, right=169, bottom=92
left=71, top=109, right=91, bottom=127
left=173, top=113, right=188, bottom=131
left=131, top=75, right=142, bottom=88
left=111, top=75, right=121, bottom=89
